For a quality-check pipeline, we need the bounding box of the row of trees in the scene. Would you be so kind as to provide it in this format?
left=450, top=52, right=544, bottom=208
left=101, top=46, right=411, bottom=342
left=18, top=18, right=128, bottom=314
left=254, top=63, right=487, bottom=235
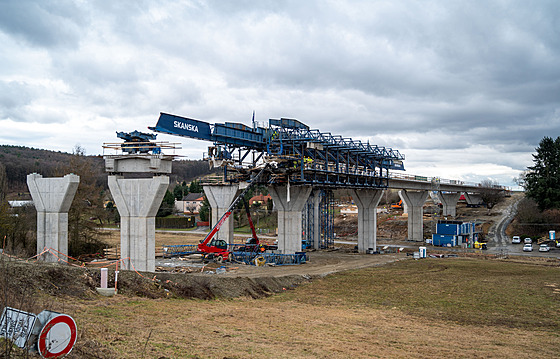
left=0, top=162, right=36, bottom=256
left=510, top=136, right=560, bottom=238
left=523, top=136, right=560, bottom=211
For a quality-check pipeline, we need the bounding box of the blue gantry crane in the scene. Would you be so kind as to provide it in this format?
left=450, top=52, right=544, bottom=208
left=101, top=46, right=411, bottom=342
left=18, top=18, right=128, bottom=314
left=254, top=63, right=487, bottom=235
left=149, top=112, right=406, bottom=251
left=149, top=112, right=404, bottom=188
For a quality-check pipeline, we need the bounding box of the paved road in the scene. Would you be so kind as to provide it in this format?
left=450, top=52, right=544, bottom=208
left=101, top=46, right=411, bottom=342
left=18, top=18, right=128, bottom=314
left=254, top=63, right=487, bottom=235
left=487, top=197, right=560, bottom=258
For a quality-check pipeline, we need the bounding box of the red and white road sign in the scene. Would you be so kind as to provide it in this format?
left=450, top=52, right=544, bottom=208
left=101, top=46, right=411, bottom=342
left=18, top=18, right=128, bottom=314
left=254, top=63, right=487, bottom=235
left=37, top=314, right=77, bottom=358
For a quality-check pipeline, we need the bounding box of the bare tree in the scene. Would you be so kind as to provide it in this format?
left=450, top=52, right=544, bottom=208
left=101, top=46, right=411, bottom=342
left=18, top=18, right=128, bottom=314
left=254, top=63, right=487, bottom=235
left=479, top=179, right=504, bottom=214
left=55, top=145, right=106, bottom=256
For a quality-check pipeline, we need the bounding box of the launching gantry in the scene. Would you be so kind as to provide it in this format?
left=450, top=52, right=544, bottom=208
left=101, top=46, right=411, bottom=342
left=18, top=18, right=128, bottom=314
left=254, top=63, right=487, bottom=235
left=149, top=112, right=405, bottom=187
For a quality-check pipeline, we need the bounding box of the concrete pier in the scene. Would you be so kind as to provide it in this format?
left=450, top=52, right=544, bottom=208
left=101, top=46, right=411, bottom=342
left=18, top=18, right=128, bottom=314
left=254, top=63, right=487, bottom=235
left=439, top=192, right=461, bottom=217
left=27, top=173, right=80, bottom=262
left=399, top=190, right=428, bottom=242
left=269, top=185, right=312, bottom=254
left=108, top=176, right=169, bottom=272
left=203, top=185, right=240, bottom=245
left=350, top=189, right=383, bottom=253
left=464, top=192, right=483, bottom=207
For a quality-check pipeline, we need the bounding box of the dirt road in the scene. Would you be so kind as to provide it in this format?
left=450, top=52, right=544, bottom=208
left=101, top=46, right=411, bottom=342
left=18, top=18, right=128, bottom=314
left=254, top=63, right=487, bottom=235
left=221, top=251, right=407, bottom=278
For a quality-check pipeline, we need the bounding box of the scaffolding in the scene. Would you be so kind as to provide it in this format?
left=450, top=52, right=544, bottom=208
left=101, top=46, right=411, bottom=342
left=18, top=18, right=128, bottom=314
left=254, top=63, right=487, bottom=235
left=302, top=189, right=335, bottom=249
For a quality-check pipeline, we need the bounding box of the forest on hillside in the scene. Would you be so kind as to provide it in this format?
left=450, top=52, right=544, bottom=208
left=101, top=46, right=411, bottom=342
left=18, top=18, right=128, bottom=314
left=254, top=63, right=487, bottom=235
left=0, top=145, right=216, bottom=197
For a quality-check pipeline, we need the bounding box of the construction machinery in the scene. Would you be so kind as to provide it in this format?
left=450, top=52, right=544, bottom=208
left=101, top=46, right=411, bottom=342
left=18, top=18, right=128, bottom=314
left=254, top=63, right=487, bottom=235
left=473, top=241, right=488, bottom=250
left=197, top=165, right=270, bottom=262
left=116, top=130, right=161, bottom=154
left=391, top=200, right=403, bottom=209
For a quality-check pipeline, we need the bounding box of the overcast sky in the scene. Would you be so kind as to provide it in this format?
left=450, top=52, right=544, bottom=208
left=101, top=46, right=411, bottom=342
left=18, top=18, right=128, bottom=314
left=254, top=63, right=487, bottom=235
left=1, top=0, right=559, bottom=188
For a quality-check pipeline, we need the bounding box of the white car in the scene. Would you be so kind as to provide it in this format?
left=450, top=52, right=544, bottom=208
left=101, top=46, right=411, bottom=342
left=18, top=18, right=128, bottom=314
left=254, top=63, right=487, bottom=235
left=524, top=238, right=532, bottom=244
left=523, top=243, right=533, bottom=252
left=512, top=236, right=521, bottom=244
left=539, top=244, right=550, bottom=252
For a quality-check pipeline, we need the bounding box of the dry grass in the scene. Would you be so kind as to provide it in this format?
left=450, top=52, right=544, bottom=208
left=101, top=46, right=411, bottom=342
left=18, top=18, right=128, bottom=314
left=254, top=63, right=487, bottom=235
left=99, top=230, right=206, bottom=248
left=64, top=257, right=560, bottom=358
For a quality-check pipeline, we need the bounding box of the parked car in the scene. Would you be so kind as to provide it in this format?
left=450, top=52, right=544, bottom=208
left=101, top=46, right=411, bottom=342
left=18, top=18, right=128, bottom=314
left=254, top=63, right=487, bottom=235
left=524, top=237, right=532, bottom=244
left=512, top=236, right=521, bottom=244
left=523, top=243, right=533, bottom=252
left=539, top=244, right=550, bottom=252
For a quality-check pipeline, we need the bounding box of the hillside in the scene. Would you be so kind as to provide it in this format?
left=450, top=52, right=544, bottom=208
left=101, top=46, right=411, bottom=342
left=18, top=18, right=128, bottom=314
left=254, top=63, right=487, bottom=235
left=0, top=145, right=216, bottom=197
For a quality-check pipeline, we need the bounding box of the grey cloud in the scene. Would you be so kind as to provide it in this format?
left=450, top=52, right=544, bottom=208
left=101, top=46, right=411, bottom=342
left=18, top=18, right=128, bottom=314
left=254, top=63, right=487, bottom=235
left=0, top=0, right=86, bottom=48
left=1, top=0, right=558, bottom=187
left=0, top=81, right=34, bottom=112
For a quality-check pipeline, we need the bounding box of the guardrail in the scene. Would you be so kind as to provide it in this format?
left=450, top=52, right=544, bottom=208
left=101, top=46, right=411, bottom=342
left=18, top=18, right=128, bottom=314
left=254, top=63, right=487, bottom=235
left=389, top=172, right=510, bottom=191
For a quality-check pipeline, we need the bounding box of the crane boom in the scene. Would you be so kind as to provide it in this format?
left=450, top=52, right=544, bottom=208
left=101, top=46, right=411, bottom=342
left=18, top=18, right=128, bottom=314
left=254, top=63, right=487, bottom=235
left=197, top=165, right=269, bottom=256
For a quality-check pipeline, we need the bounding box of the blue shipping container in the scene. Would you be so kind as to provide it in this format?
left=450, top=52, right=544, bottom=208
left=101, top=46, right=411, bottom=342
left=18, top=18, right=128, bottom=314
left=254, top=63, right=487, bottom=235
left=436, top=223, right=460, bottom=235
left=432, top=234, right=457, bottom=247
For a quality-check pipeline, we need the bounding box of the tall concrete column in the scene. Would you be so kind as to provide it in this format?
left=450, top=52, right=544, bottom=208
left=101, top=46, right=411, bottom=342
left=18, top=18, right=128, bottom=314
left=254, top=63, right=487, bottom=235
left=27, top=173, right=80, bottom=262
left=108, top=175, right=169, bottom=272
left=312, top=190, right=321, bottom=249
left=439, top=192, right=461, bottom=217
left=464, top=192, right=483, bottom=206
left=350, top=189, right=383, bottom=253
left=399, top=190, right=428, bottom=242
left=203, top=185, right=240, bottom=245
left=269, top=185, right=312, bottom=254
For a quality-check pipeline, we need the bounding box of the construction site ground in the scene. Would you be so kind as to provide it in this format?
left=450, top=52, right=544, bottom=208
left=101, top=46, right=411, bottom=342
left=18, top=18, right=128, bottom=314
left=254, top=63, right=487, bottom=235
left=3, top=192, right=560, bottom=358
left=96, top=192, right=521, bottom=279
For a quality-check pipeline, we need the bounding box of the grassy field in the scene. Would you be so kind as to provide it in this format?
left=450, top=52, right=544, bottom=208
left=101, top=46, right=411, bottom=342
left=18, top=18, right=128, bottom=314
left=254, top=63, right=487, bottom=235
left=62, top=257, right=560, bottom=358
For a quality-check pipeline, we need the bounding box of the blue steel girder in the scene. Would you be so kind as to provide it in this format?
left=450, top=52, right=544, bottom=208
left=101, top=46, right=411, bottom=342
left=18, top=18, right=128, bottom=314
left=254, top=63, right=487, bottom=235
left=150, top=112, right=404, bottom=187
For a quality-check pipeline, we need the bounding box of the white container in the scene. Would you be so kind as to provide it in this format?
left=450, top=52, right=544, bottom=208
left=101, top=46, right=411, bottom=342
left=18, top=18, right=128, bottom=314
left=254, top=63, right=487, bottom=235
left=550, top=230, right=556, bottom=240
left=419, top=246, right=427, bottom=258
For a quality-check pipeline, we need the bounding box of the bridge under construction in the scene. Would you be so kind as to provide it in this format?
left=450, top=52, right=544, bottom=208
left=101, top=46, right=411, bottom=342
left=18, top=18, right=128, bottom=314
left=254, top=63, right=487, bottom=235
left=149, top=113, right=501, bottom=254
left=26, top=112, right=504, bottom=272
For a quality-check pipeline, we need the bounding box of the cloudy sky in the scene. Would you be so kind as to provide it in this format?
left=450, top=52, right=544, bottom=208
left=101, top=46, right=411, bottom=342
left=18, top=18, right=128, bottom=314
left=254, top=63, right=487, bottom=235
left=1, top=0, right=559, bottom=188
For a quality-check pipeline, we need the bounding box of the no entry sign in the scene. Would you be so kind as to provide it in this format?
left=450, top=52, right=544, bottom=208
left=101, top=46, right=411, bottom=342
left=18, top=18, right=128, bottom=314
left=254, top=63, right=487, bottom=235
left=37, top=313, right=77, bottom=358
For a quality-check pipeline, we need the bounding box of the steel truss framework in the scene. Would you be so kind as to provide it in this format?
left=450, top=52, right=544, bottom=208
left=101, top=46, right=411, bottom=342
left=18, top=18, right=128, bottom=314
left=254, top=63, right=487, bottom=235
left=150, top=113, right=405, bottom=189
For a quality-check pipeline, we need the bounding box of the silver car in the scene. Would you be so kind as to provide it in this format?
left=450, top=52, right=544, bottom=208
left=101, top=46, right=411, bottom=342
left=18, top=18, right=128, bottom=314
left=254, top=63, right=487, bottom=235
left=539, top=244, right=550, bottom=252
left=512, top=236, right=521, bottom=244
left=523, top=243, right=533, bottom=252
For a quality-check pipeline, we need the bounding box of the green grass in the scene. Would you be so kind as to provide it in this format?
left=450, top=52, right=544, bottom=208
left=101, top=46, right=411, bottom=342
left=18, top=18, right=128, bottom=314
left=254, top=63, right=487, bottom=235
left=274, top=258, right=560, bottom=330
